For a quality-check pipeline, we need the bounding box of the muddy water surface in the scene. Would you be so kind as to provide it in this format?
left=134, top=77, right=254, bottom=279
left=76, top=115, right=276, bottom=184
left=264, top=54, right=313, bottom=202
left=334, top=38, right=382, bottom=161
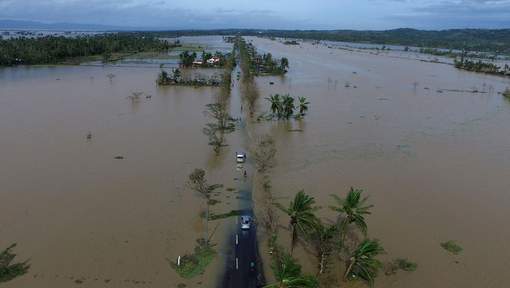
left=247, top=36, right=510, bottom=288
left=1, top=35, right=510, bottom=288
left=0, top=37, right=243, bottom=287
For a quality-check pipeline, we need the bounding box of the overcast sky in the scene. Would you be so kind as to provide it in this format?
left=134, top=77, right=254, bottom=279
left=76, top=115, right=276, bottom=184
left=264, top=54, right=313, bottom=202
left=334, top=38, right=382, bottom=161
left=0, top=0, right=509, bottom=30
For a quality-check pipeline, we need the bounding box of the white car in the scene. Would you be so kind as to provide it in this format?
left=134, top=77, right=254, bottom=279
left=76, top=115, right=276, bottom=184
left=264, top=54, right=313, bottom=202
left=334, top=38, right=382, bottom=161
left=240, top=216, right=252, bottom=230
left=236, top=152, right=246, bottom=163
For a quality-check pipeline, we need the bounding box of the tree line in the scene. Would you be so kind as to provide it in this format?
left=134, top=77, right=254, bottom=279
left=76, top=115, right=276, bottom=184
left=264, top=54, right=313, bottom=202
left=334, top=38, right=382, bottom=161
left=236, top=37, right=289, bottom=76
left=454, top=57, right=510, bottom=76
left=134, top=28, right=510, bottom=56
left=0, top=34, right=171, bottom=66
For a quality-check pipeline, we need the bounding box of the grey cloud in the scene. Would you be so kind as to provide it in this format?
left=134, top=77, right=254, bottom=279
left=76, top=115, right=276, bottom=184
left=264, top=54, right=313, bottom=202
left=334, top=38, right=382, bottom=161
left=388, top=0, right=510, bottom=28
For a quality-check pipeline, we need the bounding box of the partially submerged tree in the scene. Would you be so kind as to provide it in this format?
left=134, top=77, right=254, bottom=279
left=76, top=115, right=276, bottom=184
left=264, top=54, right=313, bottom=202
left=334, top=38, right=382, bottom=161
left=202, top=123, right=226, bottom=154
left=310, top=221, right=337, bottom=275
left=0, top=244, right=30, bottom=283
left=202, top=103, right=236, bottom=154
left=265, top=94, right=309, bottom=119
left=265, top=252, right=319, bottom=288
left=266, top=94, right=283, bottom=118
left=344, top=239, right=384, bottom=286
left=330, top=187, right=373, bottom=237
left=281, top=95, right=295, bottom=119
left=188, top=169, right=222, bottom=242
left=280, top=57, right=290, bottom=72
left=180, top=51, right=197, bottom=67
left=275, top=190, right=319, bottom=254
left=298, top=97, right=310, bottom=116
left=253, top=135, right=277, bottom=172
left=205, top=103, right=236, bottom=132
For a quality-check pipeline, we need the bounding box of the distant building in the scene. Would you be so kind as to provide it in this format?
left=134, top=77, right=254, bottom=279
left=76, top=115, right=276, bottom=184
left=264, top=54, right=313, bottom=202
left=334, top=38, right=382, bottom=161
left=206, top=56, right=221, bottom=65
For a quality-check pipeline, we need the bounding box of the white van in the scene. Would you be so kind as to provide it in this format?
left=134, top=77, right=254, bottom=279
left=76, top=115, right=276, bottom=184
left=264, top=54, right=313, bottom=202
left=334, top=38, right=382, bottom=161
left=236, top=152, right=246, bottom=163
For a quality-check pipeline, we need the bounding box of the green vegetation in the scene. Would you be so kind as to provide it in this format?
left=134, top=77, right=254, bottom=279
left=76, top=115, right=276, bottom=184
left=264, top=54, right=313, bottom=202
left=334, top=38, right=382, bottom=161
left=454, top=56, right=510, bottom=76
left=171, top=239, right=217, bottom=279
left=265, top=252, right=319, bottom=288
left=275, top=191, right=319, bottom=254
left=270, top=187, right=391, bottom=286
left=202, top=102, right=236, bottom=154
left=344, top=239, right=385, bottom=286
left=0, top=244, right=30, bottom=283
left=142, top=29, right=510, bottom=55
left=441, top=240, right=463, bottom=255
left=179, top=51, right=197, bottom=67
left=503, top=88, right=510, bottom=98
left=198, top=46, right=236, bottom=154
left=235, top=36, right=289, bottom=76
left=254, top=136, right=277, bottom=173
left=310, top=221, right=337, bottom=274
left=188, top=169, right=222, bottom=241
left=253, top=53, right=289, bottom=75
left=265, top=94, right=309, bottom=119
left=0, top=34, right=171, bottom=66
left=157, top=68, right=222, bottom=87
left=330, top=187, right=373, bottom=237
left=205, top=103, right=236, bottom=132
left=419, top=48, right=456, bottom=57
left=385, top=258, right=418, bottom=275
left=283, top=40, right=300, bottom=46
left=209, top=209, right=242, bottom=220
left=178, top=50, right=230, bottom=68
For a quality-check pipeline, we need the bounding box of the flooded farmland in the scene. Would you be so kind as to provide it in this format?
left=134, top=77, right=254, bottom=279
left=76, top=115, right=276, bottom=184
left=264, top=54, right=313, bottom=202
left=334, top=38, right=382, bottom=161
left=1, top=35, right=510, bottom=288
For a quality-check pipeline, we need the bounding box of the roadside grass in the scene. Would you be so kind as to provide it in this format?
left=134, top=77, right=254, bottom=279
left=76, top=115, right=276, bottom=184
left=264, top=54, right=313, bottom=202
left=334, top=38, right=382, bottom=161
left=209, top=210, right=242, bottom=220
left=441, top=240, right=463, bottom=255
left=170, top=239, right=217, bottom=279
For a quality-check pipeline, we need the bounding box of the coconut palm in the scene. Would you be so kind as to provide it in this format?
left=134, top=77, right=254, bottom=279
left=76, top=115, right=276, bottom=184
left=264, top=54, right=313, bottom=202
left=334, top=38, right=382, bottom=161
left=311, top=221, right=337, bottom=274
left=344, top=239, right=384, bottom=286
left=282, top=95, right=295, bottom=119
left=266, top=94, right=283, bottom=117
left=275, top=190, right=318, bottom=254
left=265, top=253, right=319, bottom=288
left=330, top=187, right=373, bottom=236
left=0, top=243, right=30, bottom=283
left=298, top=97, right=310, bottom=116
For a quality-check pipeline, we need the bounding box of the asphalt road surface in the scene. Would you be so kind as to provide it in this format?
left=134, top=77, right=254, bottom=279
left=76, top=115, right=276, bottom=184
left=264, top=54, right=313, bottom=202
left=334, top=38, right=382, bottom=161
left=222, top=188, right=265, bottom=287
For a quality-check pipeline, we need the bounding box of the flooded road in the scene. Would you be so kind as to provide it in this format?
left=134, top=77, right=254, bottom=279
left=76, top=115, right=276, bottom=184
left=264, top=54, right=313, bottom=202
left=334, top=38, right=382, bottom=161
left=1, top=35, right=510, bottom=288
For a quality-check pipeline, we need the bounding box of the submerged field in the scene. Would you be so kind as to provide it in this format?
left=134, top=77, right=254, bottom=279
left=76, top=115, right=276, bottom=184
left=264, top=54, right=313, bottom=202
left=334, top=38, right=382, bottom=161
left=1, top=35, right=510, bottom=287
left=248, top=36, right=510, bottom=288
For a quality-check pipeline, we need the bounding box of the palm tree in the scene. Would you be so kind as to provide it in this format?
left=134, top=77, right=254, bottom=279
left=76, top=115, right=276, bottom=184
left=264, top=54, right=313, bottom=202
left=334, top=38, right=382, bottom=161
left=311, top=221, right=337, bottom=274
left=266, top=94, right=283, bottom=117
left=298, top=97, right=310, bottom=116
left=344, top=239, right=384, bottom=286
left=282, top=95, right=295, bottom=119
left=0, top=243, right=30, bottom=283
left=275, top=190, right=318, bottom=254
left=330, top=187, right=373, bottom=236
left=280, top=57, right=289, bottom=72
left=265, top=253, right=319, bottom=288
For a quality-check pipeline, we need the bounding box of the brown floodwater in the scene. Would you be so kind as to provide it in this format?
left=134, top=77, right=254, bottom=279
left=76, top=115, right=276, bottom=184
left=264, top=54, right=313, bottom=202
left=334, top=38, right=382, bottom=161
left=0, top=37, right=248, bottom=287
left=246, top=36, right=510, bottom=287
left=1, top=35, right=510, bottom=288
